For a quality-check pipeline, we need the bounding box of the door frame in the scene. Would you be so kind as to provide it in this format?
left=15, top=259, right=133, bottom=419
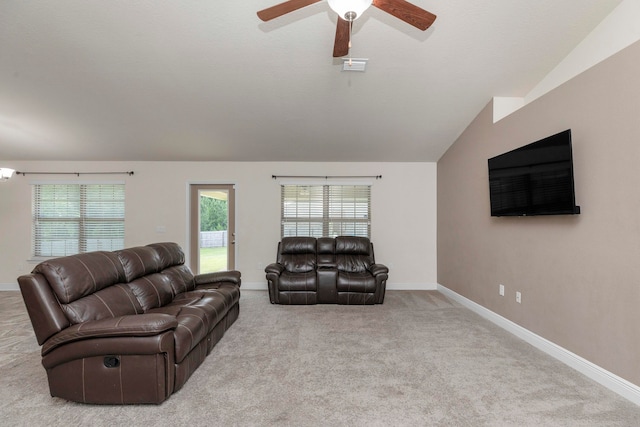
left=188, top=183, right=236, bottom=274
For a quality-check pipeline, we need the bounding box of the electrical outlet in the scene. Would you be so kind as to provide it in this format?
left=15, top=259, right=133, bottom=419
left=516, top=291, right=522, bottom=304
left=499, top=284, right=505, bottom=296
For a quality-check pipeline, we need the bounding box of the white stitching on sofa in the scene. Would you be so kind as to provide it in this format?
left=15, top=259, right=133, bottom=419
left=142, top=276, right=163, bottom=307
left=98, top=251, right=122, bottom=282
left=94, top=293, right=115, bottom=317
left=115, top=284, right=141, bottom=314
left=75, top=257, right=98, bottom=295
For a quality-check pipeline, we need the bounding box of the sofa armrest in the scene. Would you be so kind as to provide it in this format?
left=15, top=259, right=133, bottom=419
left=195, top=270, right=241, bottom=286
left=42, top=314, right=178, bottom=356
left=369, top=263, right=389, bottom=276
left=265, top=263, right=284, bottom=275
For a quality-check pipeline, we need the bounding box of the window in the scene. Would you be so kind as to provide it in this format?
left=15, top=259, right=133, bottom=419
left=32, top=183, right=125, bottom=257
left=281, top=184, right=370, bottom=238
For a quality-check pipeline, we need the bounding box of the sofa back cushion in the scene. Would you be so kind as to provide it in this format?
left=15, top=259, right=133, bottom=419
left=147, top=242, right=186, bottom=270
left=33, top=251, right=126, bottom=304
left=317, top=237, right=335, bottom=266
left=278, top=237, right=317, bottom=273
left=127, top=273, right=175, bottom=311
left=61, top=284, right=144, bottom=324
left=117, top=246, right=162, bottom=282
left=160, top=265, right=196, bottom=294
left=26, top=242, right=195, bottom=328
left=335, top=236, right=374, bottom=273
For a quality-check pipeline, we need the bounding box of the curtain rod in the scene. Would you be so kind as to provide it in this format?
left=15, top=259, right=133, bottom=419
left=16, top=171, right=134, bottom=177
left=272, top=175, right=381, bottom=180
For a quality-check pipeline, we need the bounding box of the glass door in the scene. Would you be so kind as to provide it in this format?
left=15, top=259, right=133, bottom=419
left=189, top=184, right=235, bottom=274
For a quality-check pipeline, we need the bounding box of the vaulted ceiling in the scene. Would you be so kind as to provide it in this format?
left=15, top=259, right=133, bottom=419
left=0, top=0, right=622, bottom=162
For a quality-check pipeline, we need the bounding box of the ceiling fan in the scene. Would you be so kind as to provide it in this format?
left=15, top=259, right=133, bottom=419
left=257, top=0, right=437, bottom=57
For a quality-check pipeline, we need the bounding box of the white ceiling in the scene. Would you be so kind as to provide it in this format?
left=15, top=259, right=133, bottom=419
left=0, top=0, right=623, bottom=162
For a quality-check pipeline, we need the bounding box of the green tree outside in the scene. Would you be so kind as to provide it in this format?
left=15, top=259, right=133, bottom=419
left=200, top=197, right=227, bottom=231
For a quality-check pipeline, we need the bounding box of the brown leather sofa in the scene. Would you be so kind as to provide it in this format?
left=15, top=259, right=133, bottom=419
left=17, top=242, right=241, bottom=404
left=265, top=236, right=388, bottom=304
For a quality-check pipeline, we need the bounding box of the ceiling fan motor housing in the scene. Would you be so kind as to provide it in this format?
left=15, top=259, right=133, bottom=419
left=327, top=0, right=373, bottom=21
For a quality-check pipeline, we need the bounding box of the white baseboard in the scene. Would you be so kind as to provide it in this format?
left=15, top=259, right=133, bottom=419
left=0, top=283, right=19, bottom=291
left=241, top=282, right=438, bottom=291
left=241, top=282, right=268, bottom=291
left=437, top=284, right=640, bottom=406
left=387, top=282, right=438, bottom=291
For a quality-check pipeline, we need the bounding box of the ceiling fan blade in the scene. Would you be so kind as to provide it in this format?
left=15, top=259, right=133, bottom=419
left=333, top=18, right=350, bottom=57
left=372, top=0, right=437, bottom=31
left=257, top=0, right=322, bottom=22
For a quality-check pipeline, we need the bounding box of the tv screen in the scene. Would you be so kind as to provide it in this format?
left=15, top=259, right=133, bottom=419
left=488, top=129, right=580, bottom=217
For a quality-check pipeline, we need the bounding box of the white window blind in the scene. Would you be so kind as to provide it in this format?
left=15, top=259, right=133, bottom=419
left=32, top=183, right=125, bottom=257
left=281, top=184, right=371, bottom=238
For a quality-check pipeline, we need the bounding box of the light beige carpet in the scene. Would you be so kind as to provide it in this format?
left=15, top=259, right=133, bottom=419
left=1, top=290, right=639, bottom=426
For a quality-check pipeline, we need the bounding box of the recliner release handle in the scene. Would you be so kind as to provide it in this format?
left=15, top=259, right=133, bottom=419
left=104, top=356, right=120, bottom=368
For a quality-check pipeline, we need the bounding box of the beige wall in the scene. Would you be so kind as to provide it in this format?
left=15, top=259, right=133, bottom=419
left=438, top=40, right=640, bottom=386
left=0, top=161, right=437, bottom=289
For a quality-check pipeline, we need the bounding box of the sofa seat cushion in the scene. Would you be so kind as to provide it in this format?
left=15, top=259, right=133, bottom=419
left=336, top=271, right=376, bottom=293
left=172, top=290, right=237, bottom=325
left=148, top=304, right=210, bottom=363
left=190, top=285, right=241, bottom=308
left=277, top=271, right=317, bottom=292
left=172, top=307, right=209, bottom=363
left=149, top=288, right=239, bottom=362
left=336, top=255, right=372, bottom=273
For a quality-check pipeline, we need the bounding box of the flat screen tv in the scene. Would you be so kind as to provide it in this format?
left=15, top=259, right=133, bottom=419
left=488, top=129, right=580, bottom=217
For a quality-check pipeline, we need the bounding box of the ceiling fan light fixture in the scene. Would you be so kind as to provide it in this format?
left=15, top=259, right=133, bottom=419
left=327, top=0, right=372, bottom=21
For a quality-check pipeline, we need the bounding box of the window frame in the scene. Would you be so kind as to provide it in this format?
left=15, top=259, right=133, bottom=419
left=280, top=183, right=371, bottom=238
left=31, top=182, right=126, bottom=258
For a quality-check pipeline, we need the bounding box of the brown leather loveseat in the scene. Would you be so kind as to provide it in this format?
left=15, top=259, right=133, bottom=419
left=265, top=236, right=388, bottom=305
left=18, top=242, right=241, bottom=404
